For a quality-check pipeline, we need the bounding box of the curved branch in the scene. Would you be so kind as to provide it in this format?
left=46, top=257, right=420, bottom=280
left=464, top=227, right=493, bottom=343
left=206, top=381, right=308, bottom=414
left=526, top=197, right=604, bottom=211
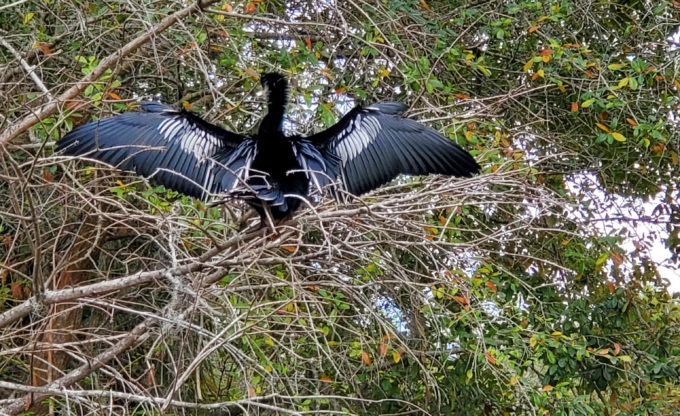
left=0, top=0, right=220, bottom=145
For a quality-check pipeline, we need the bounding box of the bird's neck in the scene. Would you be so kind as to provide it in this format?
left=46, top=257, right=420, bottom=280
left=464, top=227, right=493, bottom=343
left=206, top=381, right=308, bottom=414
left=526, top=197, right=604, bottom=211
left=258, top=79, right=288, bottom=137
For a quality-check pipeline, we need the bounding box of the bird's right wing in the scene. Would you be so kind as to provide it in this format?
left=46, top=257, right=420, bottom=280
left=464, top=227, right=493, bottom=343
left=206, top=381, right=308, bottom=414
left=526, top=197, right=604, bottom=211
left=57, top=102, right=256, bottom=199
left=305, top=102, right=480, bottom=195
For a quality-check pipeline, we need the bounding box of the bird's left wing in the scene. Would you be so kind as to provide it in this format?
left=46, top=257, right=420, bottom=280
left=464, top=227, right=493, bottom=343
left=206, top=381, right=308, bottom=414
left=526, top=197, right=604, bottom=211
left=303, top=102, right=480, bottom=196
left=57, top=102, right=255, bottom=199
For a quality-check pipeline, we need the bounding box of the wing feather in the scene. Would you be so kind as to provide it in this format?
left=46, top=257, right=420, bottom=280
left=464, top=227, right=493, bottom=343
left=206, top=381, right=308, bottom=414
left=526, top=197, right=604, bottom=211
left=57, top=102, right=253, bottom=200
left=304, top=102, right=480, bottom=195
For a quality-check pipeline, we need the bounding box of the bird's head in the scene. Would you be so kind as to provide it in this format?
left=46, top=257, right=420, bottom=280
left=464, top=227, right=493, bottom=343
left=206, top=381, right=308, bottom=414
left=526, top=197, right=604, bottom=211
left=260, top=73, right=286, bottom=91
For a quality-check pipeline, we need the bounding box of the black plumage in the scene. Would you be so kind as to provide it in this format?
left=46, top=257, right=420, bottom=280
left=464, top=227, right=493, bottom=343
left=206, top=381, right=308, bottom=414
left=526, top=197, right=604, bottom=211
left=57, top=73, right=480, bottom=220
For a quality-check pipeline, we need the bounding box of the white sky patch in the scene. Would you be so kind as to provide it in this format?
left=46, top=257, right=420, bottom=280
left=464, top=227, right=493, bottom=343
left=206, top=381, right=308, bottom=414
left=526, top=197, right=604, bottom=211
left=667, top=26, right=680, bottom=51
left=566, top=173, right=679, bottom=293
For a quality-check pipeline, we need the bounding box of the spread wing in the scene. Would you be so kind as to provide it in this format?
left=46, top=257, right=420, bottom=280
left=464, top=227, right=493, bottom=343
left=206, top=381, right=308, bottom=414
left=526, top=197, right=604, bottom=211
left=57, top=102, right=256, bottom=199
left=303, top=102, right=480, bottom=195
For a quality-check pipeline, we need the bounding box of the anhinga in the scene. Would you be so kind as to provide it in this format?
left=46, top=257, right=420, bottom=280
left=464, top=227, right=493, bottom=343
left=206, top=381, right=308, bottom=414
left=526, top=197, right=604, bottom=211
left=58, top=73, right=480, bottom=221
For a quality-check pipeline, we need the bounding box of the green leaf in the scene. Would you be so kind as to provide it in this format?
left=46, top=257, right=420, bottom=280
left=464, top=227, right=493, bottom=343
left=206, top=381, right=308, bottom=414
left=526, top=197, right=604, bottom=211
left=581, top=99, right=596, bottom=108
left=23, top=12, right=35, bottom=24
left=611, top=132, right=626, bottom=142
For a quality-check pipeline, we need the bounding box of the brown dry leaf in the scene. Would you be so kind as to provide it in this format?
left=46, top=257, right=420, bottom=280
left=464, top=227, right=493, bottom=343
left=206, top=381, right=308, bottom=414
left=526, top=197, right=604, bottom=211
left=625, top=118, right=638, bottom=126
left=528, top=26, right=539, bottom=33
left=614, top=343, right=621, bottom=356
left=606, top=281, right=616, bottom=293
left=419, top=0, right=429, bottom=9
left=455, top=93, right=470, bottom=99
left=571, top=102, right=578, bottom=112
left=485, top=281, right=498, bottom=293
left=246, top=2, right=256, bottom=13
left=453, top=295, right=468, bottom=305
left=65, top=100, right=84, bottom=110
left=304, top=38, right=312, bottom=50
left=485, top=352, right=497, bottom=365
left=146, top=367, right=155, bottom=387
left=320, top=375, right=332, bottom=383
left=378, top=343, right=388, bottom=357
left=538, top=49, right=553, bottom=56
left=108, top=92, right=122, bottom=100
left=34, top=42, right=53, bottom=55
left=10, top=282, right=23, bottom=299
left=542, top=384, right=554, bottom=392
left=361, top=351, right=371, bottom=365
left=595, top=123, right=610, bottom=132
left=280, top=245, right=297, bottom=253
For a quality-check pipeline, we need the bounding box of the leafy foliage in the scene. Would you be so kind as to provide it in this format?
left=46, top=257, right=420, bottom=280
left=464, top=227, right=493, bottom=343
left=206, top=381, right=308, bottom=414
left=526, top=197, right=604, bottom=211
left=0, top=0, right=679, bottom=415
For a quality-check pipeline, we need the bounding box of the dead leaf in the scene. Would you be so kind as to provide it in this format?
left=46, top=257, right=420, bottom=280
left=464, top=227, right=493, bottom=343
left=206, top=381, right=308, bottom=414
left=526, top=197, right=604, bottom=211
left=34, top=42, right=52, bottom=55
left=595, top=123, right=610, bottom=132
left=378, top=343, right=388, bottom=357
left=453, top=295, right=468, bottom=305
left=485, top=352, right=497, bottom=365
left=320, top=375, right=332, bottom=383
left=10, top=282, right=23, bottom=299
left=571, top=102, right=578, bottom=112
left=613, top=343, right=621, bottom=356
left=361, top=351, right=371, bottom=365
left=528, top=26, right=539, bottom=33
left=246, top=2, right=256, bottom=13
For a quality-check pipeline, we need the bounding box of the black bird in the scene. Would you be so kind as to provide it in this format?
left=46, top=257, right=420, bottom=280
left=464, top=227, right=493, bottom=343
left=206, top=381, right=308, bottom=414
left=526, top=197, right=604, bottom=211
left=58, top=73, right=480, bottom=222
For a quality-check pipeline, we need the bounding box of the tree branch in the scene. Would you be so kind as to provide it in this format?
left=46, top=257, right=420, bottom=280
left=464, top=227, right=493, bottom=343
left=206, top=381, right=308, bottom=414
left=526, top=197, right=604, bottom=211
left=0, top=0, right=220, bottom=145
